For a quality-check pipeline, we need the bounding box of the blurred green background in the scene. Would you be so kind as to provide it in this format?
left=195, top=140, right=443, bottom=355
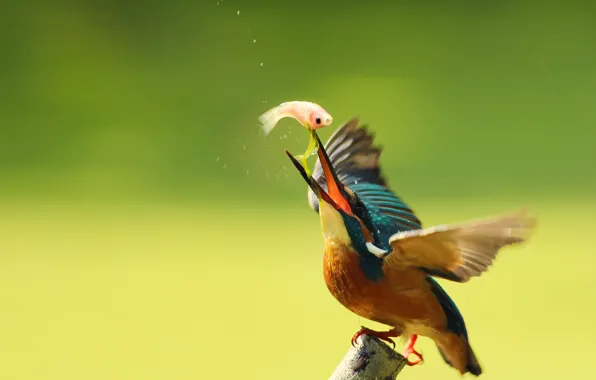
left=1, top=1, right=595, bottom=379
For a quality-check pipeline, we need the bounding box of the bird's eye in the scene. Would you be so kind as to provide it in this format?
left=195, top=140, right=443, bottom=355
left=315, top=117, right=321, bottom=124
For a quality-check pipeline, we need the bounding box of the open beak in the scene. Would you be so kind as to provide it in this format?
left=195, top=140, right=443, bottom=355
left=286, top=131, right=391, bottom=257
left=285, top=132, right=352, bottom=215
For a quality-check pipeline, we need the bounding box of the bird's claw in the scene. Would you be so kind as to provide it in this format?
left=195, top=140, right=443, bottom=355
left=351, top=326, right=398, bottom=349
left=402, top=334, right=424, bottom=366
left=351, top=327, right=368, bottom=347
left=403, top=349, right=423, bottom=366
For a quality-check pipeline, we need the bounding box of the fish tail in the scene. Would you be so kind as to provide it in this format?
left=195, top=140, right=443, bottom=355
left=258, top=107, right=282, bottom=136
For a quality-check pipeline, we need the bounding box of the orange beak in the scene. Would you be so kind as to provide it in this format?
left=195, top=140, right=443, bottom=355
left=285, top=132, right=352, bottom=215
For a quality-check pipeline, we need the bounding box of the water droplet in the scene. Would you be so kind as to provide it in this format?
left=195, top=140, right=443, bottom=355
left=284, top=172, right=289, bottom=178
left=237, top=10, right=240, bottom=15
left=246, top=170, right=250, bottom=176
left=283, top=134, right=288, bottom=140
left=216, top=156, right=220, bottom=162
left=265, top=172, right=270, bottom=177
left=260, top=62, right=264, bottom=67
left=253, top=39, right=256, bottom=43
left=216, top=1, right=219, bottom=5
left=282, top=165, right=288, bottom=171
left=243, top=145, right=246, bottom=150
left=354, top=180, right=358, bottom=184
left=223, top=163, right=227, bottom=169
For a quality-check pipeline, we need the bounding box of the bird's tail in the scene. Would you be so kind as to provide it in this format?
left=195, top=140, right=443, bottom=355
left=437, top=333, right=482, bottom=376
left=258, top=106, right=282, bottom=136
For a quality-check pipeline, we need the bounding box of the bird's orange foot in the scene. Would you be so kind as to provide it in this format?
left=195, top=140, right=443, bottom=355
left=351, top=326, right=400, bottom=349
left=402, top=334, right=423, bottom=366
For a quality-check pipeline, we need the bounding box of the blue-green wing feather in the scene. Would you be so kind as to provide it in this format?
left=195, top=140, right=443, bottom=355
left=309, top=118, right=422, bottom=235
left=309, top=118, right=470, bottom=283
left=350, top=183, right=422, bottom=231
left=426, top=277, right=468, bottom=339
left=308, top=118, right=484, bottom=285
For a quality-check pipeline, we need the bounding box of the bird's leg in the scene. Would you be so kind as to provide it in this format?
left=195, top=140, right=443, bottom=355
left=401, top=334, right=423, bottom=366
left=351, top=326, right=400, bottom=349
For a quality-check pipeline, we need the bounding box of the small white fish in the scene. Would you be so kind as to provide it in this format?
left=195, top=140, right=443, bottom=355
left=258, top=101, right=333, bottom=136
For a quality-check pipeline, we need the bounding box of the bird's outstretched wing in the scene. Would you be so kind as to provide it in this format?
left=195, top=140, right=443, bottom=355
left=385, top=209, right=536, bottom=282
left=308, top=118, right=422, bottom=232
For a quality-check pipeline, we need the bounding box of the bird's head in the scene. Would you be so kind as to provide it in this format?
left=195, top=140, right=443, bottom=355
left=285, top=132, right=392, bottom=258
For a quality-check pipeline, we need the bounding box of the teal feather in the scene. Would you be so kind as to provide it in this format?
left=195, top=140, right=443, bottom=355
left=426, top=277, right=468, bottom=339
left=309, top=118, right=422, bottom=235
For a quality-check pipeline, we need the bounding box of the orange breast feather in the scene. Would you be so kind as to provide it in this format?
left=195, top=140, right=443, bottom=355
left=323, top=238, right=446, bottom=330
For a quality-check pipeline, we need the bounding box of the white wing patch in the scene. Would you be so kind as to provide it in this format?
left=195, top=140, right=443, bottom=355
left=366, top=242, right=389, bottom=258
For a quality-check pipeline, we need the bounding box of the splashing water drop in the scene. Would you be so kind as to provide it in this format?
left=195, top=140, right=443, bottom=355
left=260, top=63, right=264, bottom=67
left=237, top=10, right=240, bottom=15
left=253, top=39, right=256, bottom=43
left=216, top=156, right=220, bottom=162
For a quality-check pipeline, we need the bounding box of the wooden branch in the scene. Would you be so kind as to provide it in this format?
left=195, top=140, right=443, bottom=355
left=329, top=334, right=408, bottom=380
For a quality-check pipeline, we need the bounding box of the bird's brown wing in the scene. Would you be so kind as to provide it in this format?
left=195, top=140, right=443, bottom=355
left=384, top=209, right=536, bottom=282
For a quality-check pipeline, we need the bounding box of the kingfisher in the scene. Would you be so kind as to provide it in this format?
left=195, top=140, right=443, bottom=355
left=285, top=118, right=535, bottom=376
